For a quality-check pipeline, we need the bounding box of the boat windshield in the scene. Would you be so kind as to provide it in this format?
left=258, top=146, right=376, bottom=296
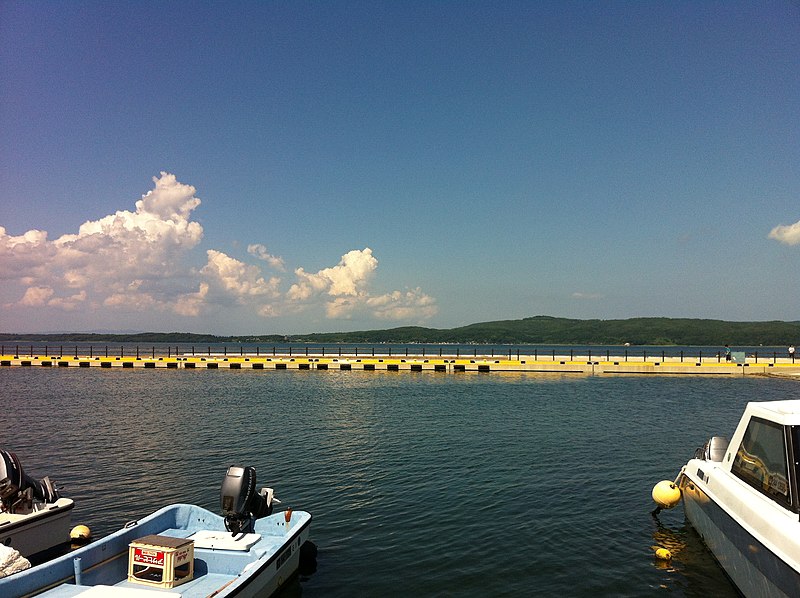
left=731, top=416, right=792, bottom=510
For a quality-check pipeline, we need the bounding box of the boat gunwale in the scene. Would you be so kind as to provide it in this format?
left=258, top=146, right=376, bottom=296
left=224, top=512, right=312, bottom=595
left=0, top=499, right=74, bottom=534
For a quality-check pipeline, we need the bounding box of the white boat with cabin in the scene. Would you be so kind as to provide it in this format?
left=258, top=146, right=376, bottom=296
left=653, top=400, right=800, bottom=597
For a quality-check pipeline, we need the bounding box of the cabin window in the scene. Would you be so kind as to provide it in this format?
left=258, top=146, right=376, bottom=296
left=731, top=416, right=790, bottom=508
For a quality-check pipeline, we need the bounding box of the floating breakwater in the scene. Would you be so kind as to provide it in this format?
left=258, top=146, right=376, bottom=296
left=2, top=352, right=799, bottom=376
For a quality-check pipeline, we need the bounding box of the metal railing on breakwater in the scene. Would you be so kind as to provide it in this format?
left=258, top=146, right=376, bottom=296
left=1, top=344, right=799, bottom=376
left=1, top=343, right=799, bottom=363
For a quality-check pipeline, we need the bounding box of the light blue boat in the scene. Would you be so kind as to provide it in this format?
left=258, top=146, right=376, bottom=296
left=0, top=467, right=313, bottom=598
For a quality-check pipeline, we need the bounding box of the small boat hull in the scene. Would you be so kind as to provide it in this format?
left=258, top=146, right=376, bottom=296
left=0, top=503, right=312, bottom=598
left=0, top=498, right=74, bottom=560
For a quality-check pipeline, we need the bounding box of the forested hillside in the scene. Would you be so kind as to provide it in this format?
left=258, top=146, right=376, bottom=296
left=3, top=316, right=799, bottom=346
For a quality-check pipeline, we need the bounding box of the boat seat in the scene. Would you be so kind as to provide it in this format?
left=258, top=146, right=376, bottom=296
left=158, top=528, right=194, bottom=539
left=190, top=530, right=261, bottom=550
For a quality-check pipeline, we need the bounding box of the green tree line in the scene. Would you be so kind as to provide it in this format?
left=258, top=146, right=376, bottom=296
left=2, top=316, right=799, bottom=346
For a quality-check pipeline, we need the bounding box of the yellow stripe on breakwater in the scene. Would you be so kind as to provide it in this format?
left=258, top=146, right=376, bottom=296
left=2, top=353, right=800, bottom=376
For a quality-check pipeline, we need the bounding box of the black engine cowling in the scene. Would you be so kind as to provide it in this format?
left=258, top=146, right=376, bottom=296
left=0, top=450, right=60, bottom=511
left=220, top=465, right=273, bottom=534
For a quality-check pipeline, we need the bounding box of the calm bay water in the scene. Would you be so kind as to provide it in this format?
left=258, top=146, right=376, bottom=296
left=2, top=367, right=797, bottom=596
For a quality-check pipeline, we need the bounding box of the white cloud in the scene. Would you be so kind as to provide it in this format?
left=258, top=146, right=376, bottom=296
left=19, top=286, right=54, bottom=306
left=1, top=173, right=438, bottom=328
left=1, top=172, right=204, bottom=314
left=325, top=296, right=360, bottom=319
left=285, top=248, right=381, bottom=319
left=768, top=220, right=800, bottom=246
left=48, top=290, right=86, bottom=311
left=288, top=248, right=378, bottom=302
left=366, top=288, right=438, bottom=320
left=201, top=250, right=281, bottom=301
left=247, top=244, right=285, bottom=271
left=134, top=172, right=201, bottom=221
left=282, top=249, right=438, bottom=321
left=257, top=303, right=281, bottom=318
left=173, top=283, right=209, bottom=317
left=0, top=228, right=55, bottom=281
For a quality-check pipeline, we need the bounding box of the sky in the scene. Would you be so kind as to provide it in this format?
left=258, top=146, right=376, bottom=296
left=1, top=1, right=799, bottom=335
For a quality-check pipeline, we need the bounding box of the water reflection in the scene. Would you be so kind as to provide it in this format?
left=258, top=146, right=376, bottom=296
left=650, top=512, right=738, bottom=596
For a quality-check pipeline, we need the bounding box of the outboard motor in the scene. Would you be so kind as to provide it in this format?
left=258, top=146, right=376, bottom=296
left=703, top=436, right=729, bottom=462
left=220, top=466, right=274, bottom=535
left=0, top=450, right=60, bottom=513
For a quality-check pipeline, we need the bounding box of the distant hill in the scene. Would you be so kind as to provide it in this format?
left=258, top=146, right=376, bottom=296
left=291, top=316, right=800, bottom=345
left=2, top=316, right=799, bottom=346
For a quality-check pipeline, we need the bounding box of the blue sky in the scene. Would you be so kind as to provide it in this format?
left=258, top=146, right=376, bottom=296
left=1, top=1, right=799, bottom=335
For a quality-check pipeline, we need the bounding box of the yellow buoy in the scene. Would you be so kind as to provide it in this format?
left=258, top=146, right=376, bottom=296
left=652, top=480, right=681, bottom=510
left=70, top=524, right=92, bottom=542
left=654, top=547, right=672, bottom=560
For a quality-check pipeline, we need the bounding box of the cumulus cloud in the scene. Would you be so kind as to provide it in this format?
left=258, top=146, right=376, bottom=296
left=768, top=220, right=800, bottom=246
left=283, top=251, right=437, bottom=320
left=285, top=248, right=381, bottom=318
left=2, top=173, right=438, bottom=327
left=48, top=290, right=87, bottom=311
left=19, top=286, right=54, bottom=306
left=366, top=288, right=438, bottom=320
left=1, top=172, right=203, bottom=314
left=247, top=244, right=285, bottom=271
left=201, top=250, right=281, bottom=301
left=173, top=283, right=209, bottom=317
left=288, top=248, right=378, bottom=302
